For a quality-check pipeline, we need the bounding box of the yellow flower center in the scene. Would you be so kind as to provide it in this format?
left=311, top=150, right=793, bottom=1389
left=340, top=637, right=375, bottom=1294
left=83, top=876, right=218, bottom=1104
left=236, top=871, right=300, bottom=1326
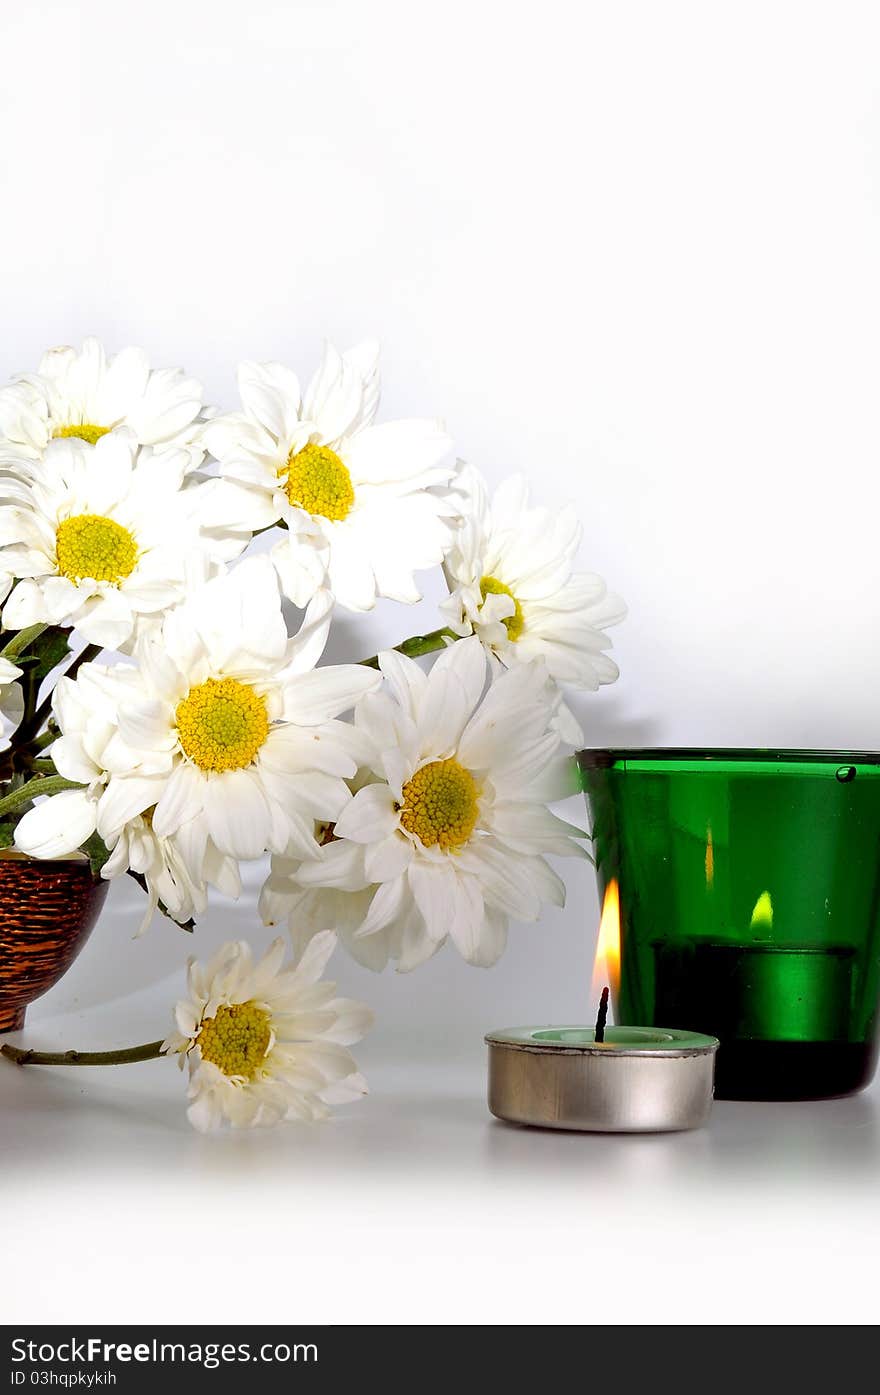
left=480, top=575, right=524, bottom=641
left=176, top=678, right=269, bottom=773
left=398, top=758, right=480, bottom=851
left=283, top=442, right=355, bottom=522
left=197, top=1001, right=272, bottom=1079
left=55, top=514, right=139, bottom=585
left=53, top=424, right=111, bottom=446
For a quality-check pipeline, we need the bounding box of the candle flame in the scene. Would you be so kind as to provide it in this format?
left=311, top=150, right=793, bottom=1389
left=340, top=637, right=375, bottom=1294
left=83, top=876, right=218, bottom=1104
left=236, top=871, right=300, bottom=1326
left=592, top=879, right=621, bottom=1012
left=750, top=890, right=773, bottom=932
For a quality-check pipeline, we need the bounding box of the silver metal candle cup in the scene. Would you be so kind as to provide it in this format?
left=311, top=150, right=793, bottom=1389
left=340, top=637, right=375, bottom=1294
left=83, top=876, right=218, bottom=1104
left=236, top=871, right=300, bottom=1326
left=486, top=1026, right=719, bottom=1133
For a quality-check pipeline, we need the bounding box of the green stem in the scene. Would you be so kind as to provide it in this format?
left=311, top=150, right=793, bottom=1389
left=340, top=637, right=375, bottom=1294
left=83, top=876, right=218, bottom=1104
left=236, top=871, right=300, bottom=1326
left=359, top=626, right=459, bottom=670
left=61, top=642, right=101, bottom=686
left=1, top=1040, right=164, bottom=1067
left=0, top=775, right=83, bottom=819
left=0, top=624, right=47, bottom=661
left=126, top=868, right=195, bottom=932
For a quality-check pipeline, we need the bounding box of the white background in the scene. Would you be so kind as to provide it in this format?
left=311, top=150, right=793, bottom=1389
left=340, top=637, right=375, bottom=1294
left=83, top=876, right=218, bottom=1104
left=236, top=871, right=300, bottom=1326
left=2, top=0, right=880, bottom=1327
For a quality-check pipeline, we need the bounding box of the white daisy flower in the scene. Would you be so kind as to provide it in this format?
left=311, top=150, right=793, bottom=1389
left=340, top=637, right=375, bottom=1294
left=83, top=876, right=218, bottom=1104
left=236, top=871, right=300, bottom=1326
left=102, top=813, right=242, bottom=937
left=0, top=337, right=205, bottom=470
left=11, top=661, right=237, bottom=931
left=200, top=341, right=457, bottom=611
left=268, top=636, right=586, bottom=972
left=441, top=465, right=626, bottom=694
left=14, top=660, right=143, bottom=858
left=0, top=431, right=213, bottom=650
left=162, top=932, right=373, bottom=1131
left=0, top=657, right=24, bottom=748
left=14, top=557, right=382, bottom=883
left=260, top=774, right=399, bottom=971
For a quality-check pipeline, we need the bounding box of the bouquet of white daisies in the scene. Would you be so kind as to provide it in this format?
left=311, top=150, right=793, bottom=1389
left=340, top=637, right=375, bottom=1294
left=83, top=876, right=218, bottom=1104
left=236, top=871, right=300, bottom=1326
left=0, top=338, right=624, bottom=1129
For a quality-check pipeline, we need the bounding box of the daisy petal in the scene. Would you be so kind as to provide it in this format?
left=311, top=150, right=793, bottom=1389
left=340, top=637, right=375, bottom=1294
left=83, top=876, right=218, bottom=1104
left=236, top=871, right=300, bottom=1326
left=334, top=783, right=399, bottom=844
left=205, top=769, right=272, bottom=858
left=364, top=831, right=413, bottom=882
left=282, top=665, right=381, bottom=725
left=14, top=789, right=97, bottom=859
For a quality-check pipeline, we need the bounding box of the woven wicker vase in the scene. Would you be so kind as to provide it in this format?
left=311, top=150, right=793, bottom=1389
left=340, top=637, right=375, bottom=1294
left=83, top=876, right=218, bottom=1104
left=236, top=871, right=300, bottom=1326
left=0, top=854, right=109, bottom=1032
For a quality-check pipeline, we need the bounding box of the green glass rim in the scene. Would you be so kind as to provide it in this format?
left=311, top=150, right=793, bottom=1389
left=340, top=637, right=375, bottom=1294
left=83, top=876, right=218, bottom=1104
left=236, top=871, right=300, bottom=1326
left=578, top=748, right=880, bottom=770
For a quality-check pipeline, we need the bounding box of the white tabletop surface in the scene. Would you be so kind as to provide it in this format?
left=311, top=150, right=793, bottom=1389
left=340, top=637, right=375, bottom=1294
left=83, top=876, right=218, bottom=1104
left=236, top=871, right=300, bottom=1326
left=3, top=944, right=879, bottom=1326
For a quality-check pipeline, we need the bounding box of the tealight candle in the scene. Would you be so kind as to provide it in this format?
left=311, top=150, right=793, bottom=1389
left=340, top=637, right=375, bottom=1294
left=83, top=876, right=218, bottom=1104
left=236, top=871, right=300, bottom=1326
left=486, top=889, right=718, bottom=1133
left=485, top=1024, right=718, bottom=1132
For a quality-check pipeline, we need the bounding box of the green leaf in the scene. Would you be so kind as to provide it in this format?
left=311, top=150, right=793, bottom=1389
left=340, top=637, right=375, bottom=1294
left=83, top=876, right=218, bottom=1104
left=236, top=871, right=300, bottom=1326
left=0, top=821, right=16, bottom=849
left=0, top=775, right=84, bottom=819
left=82, top=831, right=111, bottom=880
left=24, top=628, right=73, bottom=686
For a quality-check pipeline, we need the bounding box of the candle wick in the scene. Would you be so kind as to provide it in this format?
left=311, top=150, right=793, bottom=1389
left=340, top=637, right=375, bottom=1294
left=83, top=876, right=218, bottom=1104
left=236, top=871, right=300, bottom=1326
left=595, top=986, right=610, bottom=1044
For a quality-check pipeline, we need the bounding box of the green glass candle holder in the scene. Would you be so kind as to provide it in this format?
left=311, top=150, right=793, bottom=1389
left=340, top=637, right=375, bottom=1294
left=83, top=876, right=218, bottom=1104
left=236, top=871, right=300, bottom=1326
left=578, top=750, right=880, bottom=1100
